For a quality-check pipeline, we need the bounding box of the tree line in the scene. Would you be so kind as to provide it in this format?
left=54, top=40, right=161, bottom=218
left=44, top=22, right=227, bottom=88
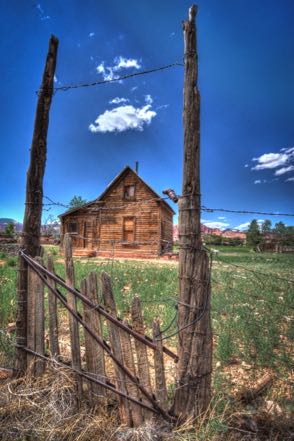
left=246, top=219, right=294, bottom=247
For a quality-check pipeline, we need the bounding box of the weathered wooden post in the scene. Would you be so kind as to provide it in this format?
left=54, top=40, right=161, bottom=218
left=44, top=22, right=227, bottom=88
left=173, top=5, right=213, bottom=421
left=15, top=35, right=58, bottom=375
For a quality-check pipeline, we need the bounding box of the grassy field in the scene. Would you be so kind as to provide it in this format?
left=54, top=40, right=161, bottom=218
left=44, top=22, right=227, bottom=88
left=0, top=246, right=293, bottom=439
left=1, top=246, right=293, bottom=367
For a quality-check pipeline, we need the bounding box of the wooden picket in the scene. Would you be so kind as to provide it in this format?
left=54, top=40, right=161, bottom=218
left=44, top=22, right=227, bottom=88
left=47, top=254, right=60, bottom=358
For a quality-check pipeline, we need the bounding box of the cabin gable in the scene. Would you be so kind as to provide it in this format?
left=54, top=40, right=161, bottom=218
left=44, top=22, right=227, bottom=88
left=60, top=167, right=174, bottom=257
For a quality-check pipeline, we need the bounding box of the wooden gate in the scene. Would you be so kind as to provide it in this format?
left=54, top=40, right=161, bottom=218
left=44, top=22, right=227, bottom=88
left=17, top=234, right=178, bottom=426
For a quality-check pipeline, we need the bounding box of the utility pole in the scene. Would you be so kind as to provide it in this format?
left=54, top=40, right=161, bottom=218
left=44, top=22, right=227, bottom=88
left=15, top=35, right=58, bottom=375
left=173, top=5, right=212, bottom=420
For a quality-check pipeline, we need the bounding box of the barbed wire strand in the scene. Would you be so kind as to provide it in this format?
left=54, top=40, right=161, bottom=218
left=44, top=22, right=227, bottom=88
left=37, top=62, right=183, bottom=95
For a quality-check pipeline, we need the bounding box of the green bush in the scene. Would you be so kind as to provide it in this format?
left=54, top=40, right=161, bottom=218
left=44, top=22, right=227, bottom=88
left=6, top=257, right=16, bottom=267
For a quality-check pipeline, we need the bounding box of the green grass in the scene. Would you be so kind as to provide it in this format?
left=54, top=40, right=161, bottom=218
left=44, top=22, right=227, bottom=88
left=0, top=246, right=293, bottom=371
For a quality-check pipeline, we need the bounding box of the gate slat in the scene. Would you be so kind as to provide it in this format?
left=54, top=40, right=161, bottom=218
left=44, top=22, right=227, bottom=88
left=153, top=319, right=168, bottom=410
left=47, top=254, right=60, bottom=358
left=101, top=271, right=132, bottom=426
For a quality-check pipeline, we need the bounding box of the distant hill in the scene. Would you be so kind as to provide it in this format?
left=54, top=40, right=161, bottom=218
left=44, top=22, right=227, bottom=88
left=0, top=218, right=23, bottom=232
left=173, top=224, right=246, bottom=241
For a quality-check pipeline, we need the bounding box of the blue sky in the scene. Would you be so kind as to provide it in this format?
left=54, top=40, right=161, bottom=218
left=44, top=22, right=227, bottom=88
left=0, top=0, right=293, bottom=230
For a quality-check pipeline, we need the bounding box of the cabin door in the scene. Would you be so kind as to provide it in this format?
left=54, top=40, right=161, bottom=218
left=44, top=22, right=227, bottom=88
left=123, top=217, right=135, bottom=242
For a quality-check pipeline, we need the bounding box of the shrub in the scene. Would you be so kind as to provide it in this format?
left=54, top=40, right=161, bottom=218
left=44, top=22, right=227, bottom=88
left=6, top=257, right=16, bottom=267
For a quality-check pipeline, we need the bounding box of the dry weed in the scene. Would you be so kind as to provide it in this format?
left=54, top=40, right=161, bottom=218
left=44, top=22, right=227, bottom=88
left=0, top=364, right=118, bottom=441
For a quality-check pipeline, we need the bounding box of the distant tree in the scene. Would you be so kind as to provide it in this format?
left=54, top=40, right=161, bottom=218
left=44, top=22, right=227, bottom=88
left=261, top=219, right=272, bottom=234
left=5, top=223, right=15, bottom=237
left=69, top=195, right=87, bottom=209
left=285, top=226, right=294, bottom=246
left=42, top=214, right=60, bottom=237
left=274, top=221, right=287, bottom=236
left=246, top=219, right=261, bottom=247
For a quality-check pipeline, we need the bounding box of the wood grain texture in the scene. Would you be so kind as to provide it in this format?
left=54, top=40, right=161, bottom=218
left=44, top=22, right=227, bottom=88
left=15, top=35, right=58, bottom=376
left=153, top=320, right=168, bottom=410
left=173, top=5, right=212, bottom=421
left=120, top=320, right=143, bottom=427
left=60, top=168, right=174, bottom=257
left=81, top=273, right=106, bottom=404
left=131, top=296, right=153, bottom=420
left=47, top=254, right=60, bottom=358
left=101, top=271, right=132, bottom=425
left=64, top=233, right=82, bottom=400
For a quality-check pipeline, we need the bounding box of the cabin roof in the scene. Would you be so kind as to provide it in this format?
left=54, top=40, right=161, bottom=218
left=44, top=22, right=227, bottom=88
left=59, top=166, right=175, bottom=218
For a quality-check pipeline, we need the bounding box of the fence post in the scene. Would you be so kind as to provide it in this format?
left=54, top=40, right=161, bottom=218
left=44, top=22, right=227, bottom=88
left=153, top=319, right=168, bottom=411
left=64, top=233, right=82, bottom=400
left=27, top=257, right=45, bottom=376
left=101, top=271, right=132, bottom=426
left=47, top=254, right=60, bottom=358
left=34, top=257, right=45, bottom=376
left=173, top=5, right=212, bottom=421
left=27, top=266, right=36, bottom=374
left=15, top=35, right=58, bottom=376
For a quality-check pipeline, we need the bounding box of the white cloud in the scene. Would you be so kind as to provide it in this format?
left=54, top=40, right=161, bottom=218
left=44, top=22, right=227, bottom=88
left=89, top=32, right=95, bottom=38
left=144, top=94, right=153, bottom=104
left=244, top=164, right=249, bottom=168
left=274, top=165, right=294, bottom=176
left=96, top=62, right=120, bottom=81
left=96, top=57, right=141, bottom=82
left=36, top=3, right=50, bottom=20
left=130, top=86, right=138, bottom=92
left=251, top=147, right=294, bottom=172
left=286, top=177, right=294, bottom=182
left=252, top=152, right=289, bottom=170
left=249, top=147, right=294, bottom=183
left=54, top=75, right=58, bottom=83
left=113, top=56, right=141, bottom=71
left=235, top=221, right=250, bottom=231
left=201, top=220, right=230, bottom=230
left=169, top=32, right=176, bottom=38
left=109, top=97, right=129, bottom=105
left=218, top=216, right=226, bottom=220
left=234, top=220, right=264, bottom=231
left=281, top=146, right=294, bottom=154
left=89, top=104, right=156, bottom=133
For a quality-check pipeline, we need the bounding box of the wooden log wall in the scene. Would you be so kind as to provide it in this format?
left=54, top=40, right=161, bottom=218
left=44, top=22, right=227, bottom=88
left=61, top=168, right=174, bottom=257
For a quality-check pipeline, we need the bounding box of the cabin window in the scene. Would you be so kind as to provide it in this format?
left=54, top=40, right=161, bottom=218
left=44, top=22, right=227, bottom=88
left=68, top=222, right=78, bottom=234
left=123, top=217, right=135, bottom=242
left=123, top=185, right=135, bottom=200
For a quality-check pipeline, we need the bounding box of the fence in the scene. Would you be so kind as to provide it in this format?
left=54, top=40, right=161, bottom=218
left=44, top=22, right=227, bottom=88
left=17, top=234, right=178, bottom=426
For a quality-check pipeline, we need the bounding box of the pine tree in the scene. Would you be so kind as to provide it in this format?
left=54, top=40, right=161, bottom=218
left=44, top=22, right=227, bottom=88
left=69, top=195, right=87, bottom=209
left=246, top=219, right=261, bottom=247
left=261, top=219, right=272, bottom=234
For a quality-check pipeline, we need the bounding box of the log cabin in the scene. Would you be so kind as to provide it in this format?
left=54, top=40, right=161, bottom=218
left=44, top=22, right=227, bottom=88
left=59, top=166, right=175, bottom=257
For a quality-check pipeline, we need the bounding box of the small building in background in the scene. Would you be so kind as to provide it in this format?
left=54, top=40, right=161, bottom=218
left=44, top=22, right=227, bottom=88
left=59, top=166, right=174, bottom=258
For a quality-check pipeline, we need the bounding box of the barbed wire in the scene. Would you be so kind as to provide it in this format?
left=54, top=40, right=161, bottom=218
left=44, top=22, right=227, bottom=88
left=201, top=206, right=294, bottom=217
left=211, top=277, right=294, bottom=311
left=38, top=61, right=183, bottom=95
left=158, top=252, right=213, bottom=341
left=214, top=256, right=294, bottom=284
left=42, top=195, right=294, bottom=218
